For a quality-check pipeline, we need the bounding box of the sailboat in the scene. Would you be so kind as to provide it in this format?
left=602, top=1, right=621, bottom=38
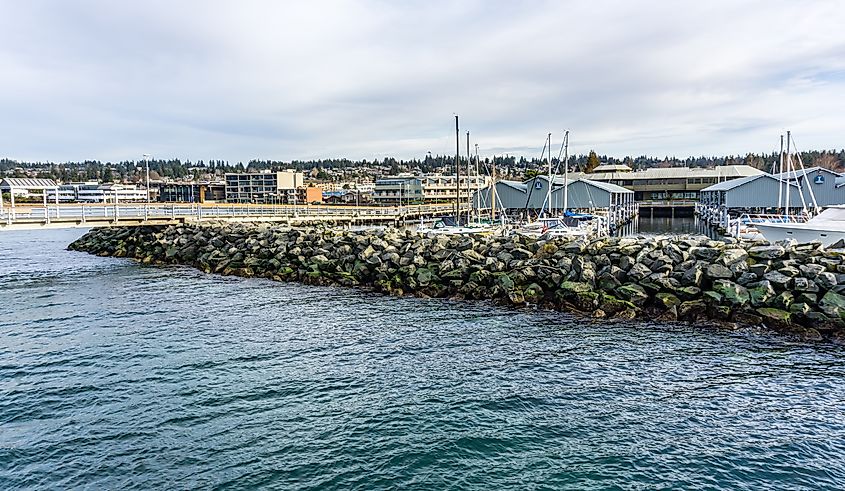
left=418, top=116, right=499, bottom=236
left=731, top=131, right=816, bottom=240
left=516, top=131, right=594, bottom=239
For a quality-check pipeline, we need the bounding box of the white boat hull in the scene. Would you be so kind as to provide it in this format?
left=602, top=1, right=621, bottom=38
left=755, top=223, right=845, bottom=246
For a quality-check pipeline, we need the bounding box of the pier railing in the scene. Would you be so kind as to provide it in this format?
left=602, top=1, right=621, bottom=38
left=0, top=202, right=460, bottom=229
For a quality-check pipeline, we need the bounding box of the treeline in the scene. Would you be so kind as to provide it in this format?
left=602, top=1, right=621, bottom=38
left=3, top=149, right=845, bottom=181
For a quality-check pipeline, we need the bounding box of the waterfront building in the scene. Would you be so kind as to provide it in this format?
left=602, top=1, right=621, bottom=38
left=772, top=167, right=845, bottom=207
left=475, top=176, right=634, bottom=212
left=158, top=182, right=226, bottom=203
left=373, top=177, right=424, bottom=205
left=418, top=174, right=491, bottom=202
left=373, top=174, right=490, bottom=205
left=699, top=174, right=804, bottom=210
left=224, top=171, right=304, bottom=204
left=323, top=190, right=373, bottom=205
left=296, top=186, right=323, bottom=204
left=568, top=164, right=764, bottom=203
left=45, top=182, right=149, bottom=203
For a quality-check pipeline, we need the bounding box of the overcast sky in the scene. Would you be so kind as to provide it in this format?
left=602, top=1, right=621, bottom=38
left=1, top=0, right=844, bottom=163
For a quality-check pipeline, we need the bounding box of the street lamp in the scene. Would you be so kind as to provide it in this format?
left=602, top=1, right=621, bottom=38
left=143, top=154, right=151, bottom=203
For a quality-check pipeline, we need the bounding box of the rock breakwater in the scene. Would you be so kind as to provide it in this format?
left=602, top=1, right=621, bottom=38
left=69, top=223, right=845, bottom=342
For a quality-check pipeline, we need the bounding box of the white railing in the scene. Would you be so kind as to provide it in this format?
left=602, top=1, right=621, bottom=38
left=1, top=203, right=458, bottom=227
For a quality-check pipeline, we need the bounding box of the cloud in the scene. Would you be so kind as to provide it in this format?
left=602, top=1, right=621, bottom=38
left=1, top=0, right=844, bottom=162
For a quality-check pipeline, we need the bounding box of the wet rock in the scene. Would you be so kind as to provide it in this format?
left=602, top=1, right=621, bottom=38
left=712, top=279, right=749, bottom=306
left=68, top=224, right=845, bottom=342
left=820, top=291, right=845, bottom=320
left=676, top=286, right=702, bottom=300
left=616, top=284, right=649, bottom=307
left=748, top=280, right=776, bottom=307
left=763, top=270, right=791, bottom=288
left=748, top=245, right=786, bottom=259
left=816, top=272, right=838, bottom=290
left=678, top=299, right=707, bottom=320
left=757, top=308, right=792, bottom=330
left=705, top=263, right=732, bottom=280
left=691, top=247, right=720, bottom=261
left=655, top=292, right=681, bottom=310
left=718, top=248, right=748, bottom=266
left=736, top=271, right=758, bottom=286
left=626, top=263, right=652, bottom=282
left=799, top=264, right=826, bottom=279
left=496, top=273, right=515, bottom=291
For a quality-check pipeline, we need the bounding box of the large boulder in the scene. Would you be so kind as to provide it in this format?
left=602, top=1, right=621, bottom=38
left=616, top=284, right=649, bottom=307
left=712, top=279, right=750, bottom=306
left=820, top=291, right=845, bottom=320
left=748, top=280, right=776, bottom=307
left=718, top=248, right=748, bottom=266
left=627, top=262, right=652, bottom=282
left=757, top=308, right=792, bottom=330
left=748, top=245, right=786, bottom=260
left=816, top=272, right=838, bottom=290
left=763, top=270, right=791, bottom=288
left=705, top=263, right=733, bottom=280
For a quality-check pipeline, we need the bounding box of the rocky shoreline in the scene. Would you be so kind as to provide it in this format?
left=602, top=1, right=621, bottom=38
left=68, top=222, right=845, bottom=342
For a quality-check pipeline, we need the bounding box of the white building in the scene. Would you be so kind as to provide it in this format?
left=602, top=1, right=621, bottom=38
left=46, top=182, right=149, bottom=202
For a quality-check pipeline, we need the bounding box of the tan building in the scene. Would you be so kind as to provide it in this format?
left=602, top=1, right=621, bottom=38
left=373, top=174, right=491, bottom=204
left=418, top=174, right=491, bottom=202
left=296, top=186, right=323, bottom=204
left=569, top=164, right=764, bottom=202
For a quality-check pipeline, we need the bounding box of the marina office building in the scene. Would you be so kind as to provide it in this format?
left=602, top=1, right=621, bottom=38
left=567, top=164, right=765, bottom=203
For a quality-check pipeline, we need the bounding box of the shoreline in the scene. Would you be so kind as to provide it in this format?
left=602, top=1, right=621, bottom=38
left=68, top=222, right=845, bottom=343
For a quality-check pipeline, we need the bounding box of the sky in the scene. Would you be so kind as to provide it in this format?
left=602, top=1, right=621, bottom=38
left=1, top=0, right=844, bottom=163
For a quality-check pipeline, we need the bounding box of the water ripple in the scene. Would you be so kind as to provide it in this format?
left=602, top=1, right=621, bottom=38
left=1, top=229, right=845, bottom=490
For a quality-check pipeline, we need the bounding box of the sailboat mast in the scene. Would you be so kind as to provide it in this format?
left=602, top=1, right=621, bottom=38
left=784, top=130, right=792, bottom=217
left=777, top=134, right=784, bottom=212
left=563, top=130, right=570, bottom=213
left=546, top=133, right=552, bottom=217
left=474, top=143, right=480, bottom=218
left=455, top=115, right=460, bottom=221
left=466, top=131, right=471, bottom=224
left=491, top=155, right=496, bottom=223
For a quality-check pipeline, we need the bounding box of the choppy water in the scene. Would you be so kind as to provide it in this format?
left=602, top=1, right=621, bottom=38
left=2, top=229, right=845, bottom=490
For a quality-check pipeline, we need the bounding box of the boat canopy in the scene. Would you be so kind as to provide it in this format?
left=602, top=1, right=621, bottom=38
left=811, top=207, right=845, bottom=223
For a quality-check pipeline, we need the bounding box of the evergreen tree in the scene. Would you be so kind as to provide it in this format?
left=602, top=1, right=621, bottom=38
left=584, top=151, right=601, bottom=173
